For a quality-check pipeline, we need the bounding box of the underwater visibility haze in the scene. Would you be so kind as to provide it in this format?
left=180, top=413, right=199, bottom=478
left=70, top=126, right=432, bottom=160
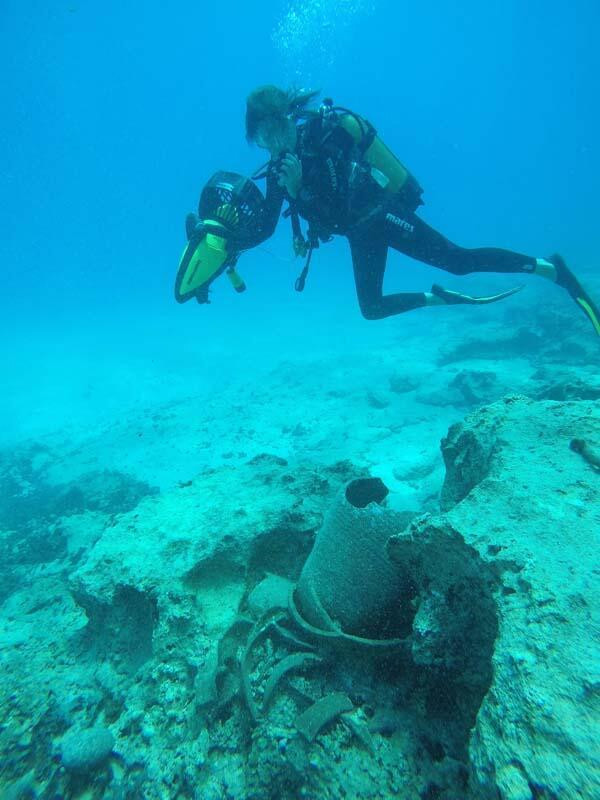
left=0, top=1, right=599, bottom=798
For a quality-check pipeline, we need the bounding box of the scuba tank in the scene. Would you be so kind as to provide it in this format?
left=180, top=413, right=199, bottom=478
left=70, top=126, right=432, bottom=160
left=319, top=98, right=423, bottom=208
left=340, top=114, right=408, bottom=193
left=174, top=172, right=265, bottom=304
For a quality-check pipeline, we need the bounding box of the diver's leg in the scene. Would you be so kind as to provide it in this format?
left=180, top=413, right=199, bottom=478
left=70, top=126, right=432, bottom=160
left=384, top=211, right=536, bottom=275
left=385, top=211, right=600, bottom=334
left=348, top=234, right=426, bottom=320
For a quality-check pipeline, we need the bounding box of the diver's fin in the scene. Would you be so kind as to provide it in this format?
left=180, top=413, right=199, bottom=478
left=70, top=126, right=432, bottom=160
left=431, top=283, right=524, bottom=306
left=547, top=254, right=600, bottom=337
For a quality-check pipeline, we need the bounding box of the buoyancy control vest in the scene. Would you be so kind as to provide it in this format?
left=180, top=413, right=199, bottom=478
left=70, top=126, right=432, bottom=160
left=286, top=99, right=424, bottom=290
left=292, top=100, right=423, bottom=233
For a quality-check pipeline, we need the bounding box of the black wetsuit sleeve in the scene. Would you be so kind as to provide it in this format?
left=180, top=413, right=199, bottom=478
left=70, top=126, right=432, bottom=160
left=228, top=171, right=285, bottom=250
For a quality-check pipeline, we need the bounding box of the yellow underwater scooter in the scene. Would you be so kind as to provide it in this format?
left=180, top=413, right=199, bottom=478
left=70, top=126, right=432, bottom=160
left=175, top=171, right=266, bottom=304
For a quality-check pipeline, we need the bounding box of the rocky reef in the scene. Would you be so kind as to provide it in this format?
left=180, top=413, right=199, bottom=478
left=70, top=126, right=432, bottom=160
left=438, top=396, right=599, bottom=799
left=0, top=397, right=598, bottom=799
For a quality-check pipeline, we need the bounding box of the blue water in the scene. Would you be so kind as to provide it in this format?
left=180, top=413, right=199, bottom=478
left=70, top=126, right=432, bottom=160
left=1, top=2, right=599, bottom=798
left=1, top=1, right=598, bottom=384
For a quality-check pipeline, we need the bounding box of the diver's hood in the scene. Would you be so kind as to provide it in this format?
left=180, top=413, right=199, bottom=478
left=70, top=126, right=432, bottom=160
left=174, top=171, right=265, bottom=304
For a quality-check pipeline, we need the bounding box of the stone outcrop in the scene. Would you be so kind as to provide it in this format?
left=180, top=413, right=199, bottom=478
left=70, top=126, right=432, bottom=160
left=436, top=396, right=599, bottom=799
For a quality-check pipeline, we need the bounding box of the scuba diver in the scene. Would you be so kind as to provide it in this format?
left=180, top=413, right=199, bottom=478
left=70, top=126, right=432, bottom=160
left=176, top=85, right=600, bottom=337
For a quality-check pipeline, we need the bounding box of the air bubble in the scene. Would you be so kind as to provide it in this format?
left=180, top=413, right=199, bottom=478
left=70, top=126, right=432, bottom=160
left=271, top=0, right=377, bottom=81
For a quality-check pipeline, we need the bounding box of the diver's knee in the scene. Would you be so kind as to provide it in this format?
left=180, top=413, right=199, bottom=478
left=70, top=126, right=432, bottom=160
left=359, top=303, right=384, bottom=321
left=443, top=259, right=472, bottom=276
left=434, top=243, right=473, bottom=275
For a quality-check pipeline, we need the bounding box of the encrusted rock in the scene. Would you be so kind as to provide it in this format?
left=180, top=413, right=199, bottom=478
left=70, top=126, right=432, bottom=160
left=437, top=396, right=600, bottom=799
left=60, top=725, right=114, bottom=772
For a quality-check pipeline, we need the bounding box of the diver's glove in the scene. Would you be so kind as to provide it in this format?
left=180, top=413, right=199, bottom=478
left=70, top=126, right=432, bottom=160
left=277, top=153, right=302, bottom=199
left=185, top=212, right=228, bottom=241
left=429, top=283, right=524, bottom=305
left=185, top=212, right=203, bottom=241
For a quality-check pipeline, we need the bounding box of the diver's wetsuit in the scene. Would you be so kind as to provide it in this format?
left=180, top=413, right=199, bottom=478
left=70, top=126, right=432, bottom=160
left=347, top=203, right=535, bottom=319
left=237, top=113, right=538, bottom=320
